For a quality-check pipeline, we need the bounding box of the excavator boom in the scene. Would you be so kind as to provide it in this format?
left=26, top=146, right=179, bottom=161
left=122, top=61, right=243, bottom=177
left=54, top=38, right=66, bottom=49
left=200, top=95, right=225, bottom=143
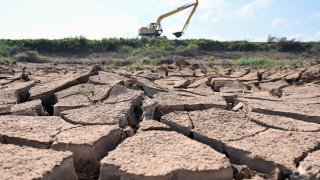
left=138, top=0, right=199, bottom=38
left=174, top=0, right=199, bottom=37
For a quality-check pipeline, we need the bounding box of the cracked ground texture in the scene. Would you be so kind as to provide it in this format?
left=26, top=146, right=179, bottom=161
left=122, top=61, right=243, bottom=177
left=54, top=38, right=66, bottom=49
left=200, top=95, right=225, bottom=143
left=0, top=62, right=319, bottom=180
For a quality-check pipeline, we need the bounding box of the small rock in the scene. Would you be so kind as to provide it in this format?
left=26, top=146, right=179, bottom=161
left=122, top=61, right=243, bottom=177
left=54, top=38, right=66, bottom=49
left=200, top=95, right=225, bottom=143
left=142, top=100, right=158, bottom=120
left=173, top=79, right=191, bottom=88
left=11, top=99, right=45, bottom=116
left=123, top=126, right=135, bottom=137
left=21, top=72, right=29, bottom=81
left=188, top=77, right=209, bottom=88
left=0, top=105, right=11, bottom=114
left=269, top=88, right=283, bottom=98
left=90, top=64, right=103, bottom=76
left=223, top=95, right=238, bottom=110
left=232, top=102, right=244, bottom=111
left=174, top=58, right=190, bottom=67
left=137, top=120, right=171, bottom=132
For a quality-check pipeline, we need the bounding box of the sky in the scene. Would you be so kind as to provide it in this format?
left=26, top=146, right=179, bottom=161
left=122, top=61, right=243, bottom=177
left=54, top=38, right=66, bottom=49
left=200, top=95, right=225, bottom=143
left=0, top=0, right=320, bottom=41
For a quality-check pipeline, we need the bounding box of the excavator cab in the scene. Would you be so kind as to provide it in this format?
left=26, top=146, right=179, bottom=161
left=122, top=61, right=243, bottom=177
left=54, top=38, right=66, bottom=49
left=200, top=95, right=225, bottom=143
left=138, top=23, right=163, bottom=37
left=148, top=23, right=157, bottom=29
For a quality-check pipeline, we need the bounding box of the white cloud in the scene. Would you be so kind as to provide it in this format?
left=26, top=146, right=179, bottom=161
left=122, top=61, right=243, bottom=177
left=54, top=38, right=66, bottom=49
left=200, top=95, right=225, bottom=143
left=2, top=15, right=140, bottom=39
left=308, top=31, right=320, bottom=41
left=316, top=31, right=320, bottom=39
left=288, top=31, right=320, bottom=42
left=207, top=35, right=229, bottom=41
left=0, top=0, right=142, bottom=39
left=271, top=18, right=287, bottom=27
left=313, top=12, right=320, bottom=19
left=153, top=0, right=195, bottom=9
left=251, top=36, right=269, bottom=42
left=307, top=12, right=320, bottom=22
left=288, top=33, right=304, bottom=41
left=239, top=0, right=273, bottom=19
left=197, top=0, right=228, bottom=22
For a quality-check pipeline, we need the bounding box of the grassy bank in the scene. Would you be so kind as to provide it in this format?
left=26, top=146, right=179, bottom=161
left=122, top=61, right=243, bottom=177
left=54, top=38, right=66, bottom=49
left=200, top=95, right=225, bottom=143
left=0, top=37, right=319, bottom=57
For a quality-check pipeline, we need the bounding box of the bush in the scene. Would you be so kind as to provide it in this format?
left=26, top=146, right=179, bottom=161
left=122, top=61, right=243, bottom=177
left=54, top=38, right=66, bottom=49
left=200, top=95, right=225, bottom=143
left=232, top=56, right=298, bottom=67
left=226, top=41, right=260, bottom=51
left=188, top=39, right=226, bottom=51
left=14, top=51, right=46, bottom=63
left=119, top=45, right=133, bottom=53
left=276, top=38, right=302, bottom=52
left=267, top=36, right=304, bottom=52
left=0, top=44, right=11, bottom=57
left=309, top=42, right=320, bottom=54
left=187, top=43, right=199, bottom=50
left=162, top=44, right=176, bottom=51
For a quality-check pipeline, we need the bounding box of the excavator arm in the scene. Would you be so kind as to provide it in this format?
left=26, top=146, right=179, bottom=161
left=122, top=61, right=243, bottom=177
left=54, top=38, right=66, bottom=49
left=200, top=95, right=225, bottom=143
left=173, top=0, right=199, bottom=38
left=138, top=0, right=199, bottom=38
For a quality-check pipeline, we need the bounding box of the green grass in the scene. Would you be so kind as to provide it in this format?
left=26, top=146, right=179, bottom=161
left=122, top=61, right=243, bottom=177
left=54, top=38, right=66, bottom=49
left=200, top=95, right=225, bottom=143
left=232, top=56, right=298, bottom=67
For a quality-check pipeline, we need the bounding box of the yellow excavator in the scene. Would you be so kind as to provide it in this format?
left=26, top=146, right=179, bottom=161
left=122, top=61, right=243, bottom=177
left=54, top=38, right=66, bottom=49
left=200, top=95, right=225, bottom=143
left=138, top=0, right=199, bottom=38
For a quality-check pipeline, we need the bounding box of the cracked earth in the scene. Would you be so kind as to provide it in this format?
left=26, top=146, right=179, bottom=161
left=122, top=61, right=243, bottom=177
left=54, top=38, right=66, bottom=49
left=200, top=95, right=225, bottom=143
left=0, top=61, right=319, bottom=180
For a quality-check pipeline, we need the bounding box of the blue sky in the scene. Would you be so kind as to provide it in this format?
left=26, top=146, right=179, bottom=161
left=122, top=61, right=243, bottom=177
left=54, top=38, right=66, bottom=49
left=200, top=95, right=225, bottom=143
left=1, top=0, right=319, bottom=41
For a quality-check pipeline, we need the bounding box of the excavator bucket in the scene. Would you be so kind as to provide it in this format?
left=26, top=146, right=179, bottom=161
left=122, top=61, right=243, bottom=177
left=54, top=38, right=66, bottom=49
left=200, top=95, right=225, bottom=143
left=173, top=32, right=183, bottom=38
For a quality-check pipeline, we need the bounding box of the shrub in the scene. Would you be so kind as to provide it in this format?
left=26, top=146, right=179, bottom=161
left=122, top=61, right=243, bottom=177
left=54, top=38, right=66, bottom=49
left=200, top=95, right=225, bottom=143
left=266, top=36, right=304, bottom=52
left=162, top=44, right=176, bottom=51
left=0, top=44, right=11, bottom=57
left=187, top=43, right=199, bottom=50
left=276, top=38, right=302, bottom=52
left=188, top=39, right=226, bottom=51
left=119, top=45, right=133, bottom=53
left=14, top=51, right=46, bottom=63
left=227, top=41, right=259, bottom=51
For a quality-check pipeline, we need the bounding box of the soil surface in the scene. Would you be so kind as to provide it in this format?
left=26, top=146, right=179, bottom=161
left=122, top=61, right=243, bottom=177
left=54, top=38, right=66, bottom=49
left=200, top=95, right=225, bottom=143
left=0, top=57, right=319, bottom=180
